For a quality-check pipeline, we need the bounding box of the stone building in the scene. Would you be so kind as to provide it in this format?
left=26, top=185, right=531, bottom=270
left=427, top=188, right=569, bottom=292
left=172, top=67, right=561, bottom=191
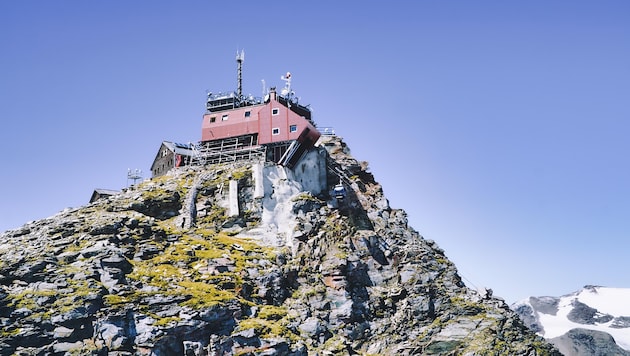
left=150, top=141, right=193, bottom=178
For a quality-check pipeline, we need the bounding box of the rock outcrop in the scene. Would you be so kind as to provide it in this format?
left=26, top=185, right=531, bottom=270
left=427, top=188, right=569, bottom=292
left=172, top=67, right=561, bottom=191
left=0, top=136, right=559, bottom=355
left=550, top=328, right=630, bottom=356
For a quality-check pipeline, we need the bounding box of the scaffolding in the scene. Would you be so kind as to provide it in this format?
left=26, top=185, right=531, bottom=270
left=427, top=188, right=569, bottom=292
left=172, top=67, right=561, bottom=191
left=191, top=135, right=266, bottom=166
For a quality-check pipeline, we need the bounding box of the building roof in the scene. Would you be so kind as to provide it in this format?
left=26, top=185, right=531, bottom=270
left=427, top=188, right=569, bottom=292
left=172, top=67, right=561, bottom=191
left=150, top=141, right=195, bottom=172
left=163, top=141, right=194, bottom=155
left=89, top=188, right=120, bottom=203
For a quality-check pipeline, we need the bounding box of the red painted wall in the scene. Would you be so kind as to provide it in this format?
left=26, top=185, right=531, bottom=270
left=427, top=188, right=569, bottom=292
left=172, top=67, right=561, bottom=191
left=201, top=96, right=319, bottom=145
left=201, top=106, right=262, bottom=141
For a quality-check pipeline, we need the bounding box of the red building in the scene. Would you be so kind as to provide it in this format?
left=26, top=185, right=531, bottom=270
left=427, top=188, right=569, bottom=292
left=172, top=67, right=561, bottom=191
left=199, top=57, right=320, bottom=167
left=150, top=53, right=321, bottom=177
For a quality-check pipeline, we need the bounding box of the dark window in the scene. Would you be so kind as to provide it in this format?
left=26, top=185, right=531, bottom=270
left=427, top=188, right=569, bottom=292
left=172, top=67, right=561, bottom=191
left=245, top=111, right=251, bottom=118
left=209, top=116, right=216, bottom=123
left=290, top=125, right=297, bottom=133
left=272, top=108, right=279, bottom=115
left=272, top=128, right=280, bottom=135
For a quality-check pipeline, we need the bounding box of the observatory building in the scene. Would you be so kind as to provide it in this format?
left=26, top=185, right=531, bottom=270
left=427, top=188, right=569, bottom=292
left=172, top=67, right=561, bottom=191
left=151, top=51, right=321, bottom=178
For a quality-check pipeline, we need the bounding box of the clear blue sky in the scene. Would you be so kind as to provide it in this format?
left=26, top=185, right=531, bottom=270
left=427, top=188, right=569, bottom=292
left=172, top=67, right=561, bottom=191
left=1, top=1, right=629, bottom=304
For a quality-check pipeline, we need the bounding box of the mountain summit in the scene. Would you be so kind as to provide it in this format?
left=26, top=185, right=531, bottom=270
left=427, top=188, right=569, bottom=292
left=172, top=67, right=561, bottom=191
left=0, top=135, right=559, bottom=355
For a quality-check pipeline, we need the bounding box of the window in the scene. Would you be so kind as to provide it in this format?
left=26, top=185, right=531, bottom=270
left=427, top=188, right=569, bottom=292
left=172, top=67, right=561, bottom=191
left=244, top=111, right=251, bottom=118
left=289, top=125, right=297, bottom=133
left=209, top=116, right=216, bottom=123
left=222, top=114, right=229, bottom=121
left=272, top=108, right=279, bottom=116
left=272, top=128, right=280, bottom=135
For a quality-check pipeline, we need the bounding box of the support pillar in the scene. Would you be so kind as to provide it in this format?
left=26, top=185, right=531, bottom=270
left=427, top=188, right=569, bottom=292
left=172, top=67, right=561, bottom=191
left=228, top=179, right=239, bottom=217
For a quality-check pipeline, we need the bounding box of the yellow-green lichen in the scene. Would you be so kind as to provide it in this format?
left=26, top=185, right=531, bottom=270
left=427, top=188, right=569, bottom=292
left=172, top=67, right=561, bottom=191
left=317, top=335, right=348, bottom=354
left=140, top=186, right=174, bottom=201
left=151, top=314, right=182, bottom=327
left=237, top=316, right=293, bottom=340
left=126, top=229, right=276, bottom=311
left=197, top=206, right=227, bottom=226
left=0, top=326, right=21, bottom=338
left=230, top=167, right=251, bottom=181
left=178, top=281, right=235, bottom=308
left=257, top=305, right=287, bottom=320
left=291, top=193, right=323, bottom=203
left=103, top=293, right=133, bottom=307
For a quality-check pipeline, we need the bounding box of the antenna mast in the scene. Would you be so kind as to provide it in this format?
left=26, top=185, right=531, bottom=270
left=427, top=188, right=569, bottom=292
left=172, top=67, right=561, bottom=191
left=236, top=50, right=244, bottom=99
left=127, top=168, right=142, bottom=187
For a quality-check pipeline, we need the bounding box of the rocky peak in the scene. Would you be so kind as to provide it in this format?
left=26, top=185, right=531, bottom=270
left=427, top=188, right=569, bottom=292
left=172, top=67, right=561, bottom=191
left=0, top=136, right=559, bottom=355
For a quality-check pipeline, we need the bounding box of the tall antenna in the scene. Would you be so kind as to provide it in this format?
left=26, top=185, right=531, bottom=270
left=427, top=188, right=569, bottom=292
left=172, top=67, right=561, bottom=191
left=236, top=50, right=244, bottom=99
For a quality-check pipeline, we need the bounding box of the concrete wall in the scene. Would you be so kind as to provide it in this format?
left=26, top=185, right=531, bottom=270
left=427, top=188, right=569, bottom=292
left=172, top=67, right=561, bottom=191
left=289, top=147, right=328, bottom=196
left=252, top=146, right=328, bottom=200
left=228, top=180, right=239, bottom=217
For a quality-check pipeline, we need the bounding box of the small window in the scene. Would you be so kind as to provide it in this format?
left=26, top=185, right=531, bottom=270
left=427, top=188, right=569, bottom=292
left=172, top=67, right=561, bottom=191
left=289, top=125, right=297, bottom=133
left=272, top=108, right=279, bottom=116
left=244, top=111, right=251, bottom=118
left=222, top=114, right=229, bottom=121
left=209, top=116, right=216, bottom=123
left=272, top=128, right=280, bottom=135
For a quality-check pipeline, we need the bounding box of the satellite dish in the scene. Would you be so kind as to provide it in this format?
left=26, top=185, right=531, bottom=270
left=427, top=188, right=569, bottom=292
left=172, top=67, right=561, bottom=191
left=280, top=71, right=292, bottom=97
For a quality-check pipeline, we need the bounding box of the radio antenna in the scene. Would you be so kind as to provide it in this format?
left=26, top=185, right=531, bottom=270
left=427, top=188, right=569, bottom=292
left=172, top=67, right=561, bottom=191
left=236, top=50, right=244, bottom=99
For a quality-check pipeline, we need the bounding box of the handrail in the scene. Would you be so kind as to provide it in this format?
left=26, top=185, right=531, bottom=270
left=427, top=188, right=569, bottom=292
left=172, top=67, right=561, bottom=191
left=319, top=127, right=336, bottom=136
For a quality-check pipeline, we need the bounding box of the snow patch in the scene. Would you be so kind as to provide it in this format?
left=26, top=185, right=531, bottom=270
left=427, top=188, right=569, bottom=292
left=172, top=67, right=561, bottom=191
left=574, top=287, right=630, bottom=316
left=532, top=286, right=630, bottom=350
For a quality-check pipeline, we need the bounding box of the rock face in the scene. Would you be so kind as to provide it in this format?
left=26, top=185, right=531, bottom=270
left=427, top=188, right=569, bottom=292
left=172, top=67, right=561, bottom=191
left=0, top=136, right=558, bottom=355
left=512, top=285, right=630, bottom=355
left=550, top=328, right=630, bottom=356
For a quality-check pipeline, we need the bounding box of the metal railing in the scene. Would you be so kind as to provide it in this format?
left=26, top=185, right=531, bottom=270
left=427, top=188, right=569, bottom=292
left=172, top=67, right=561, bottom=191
left=319, top=127, right=336, bottom=136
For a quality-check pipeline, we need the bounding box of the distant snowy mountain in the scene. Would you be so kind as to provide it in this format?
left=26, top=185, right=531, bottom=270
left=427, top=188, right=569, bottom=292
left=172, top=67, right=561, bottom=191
left=512, top=286, right=630, bottom=355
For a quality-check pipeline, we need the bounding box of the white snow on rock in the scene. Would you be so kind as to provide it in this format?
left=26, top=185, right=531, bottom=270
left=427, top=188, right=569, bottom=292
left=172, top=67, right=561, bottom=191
left=515, top=286, right=630, bottom=351
left=239, top=164, right=301, bottom=247
left=575, top=287, right=630, bottom=316
left=238, top=149, right=327, bottom=248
